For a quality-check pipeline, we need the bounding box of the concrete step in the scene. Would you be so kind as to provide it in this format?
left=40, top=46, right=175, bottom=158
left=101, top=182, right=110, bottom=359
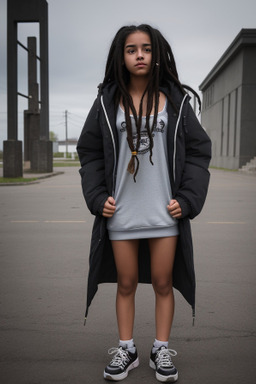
left=239, top=156, right=256, bottom=174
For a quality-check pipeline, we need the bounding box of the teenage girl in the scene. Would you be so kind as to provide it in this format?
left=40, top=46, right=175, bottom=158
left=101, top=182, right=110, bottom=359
left=77, top=24, right=211, bottom=382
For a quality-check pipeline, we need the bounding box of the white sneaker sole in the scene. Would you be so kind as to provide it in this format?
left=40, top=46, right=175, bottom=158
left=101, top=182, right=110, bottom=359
left=103, top=357, right=139, bottom=381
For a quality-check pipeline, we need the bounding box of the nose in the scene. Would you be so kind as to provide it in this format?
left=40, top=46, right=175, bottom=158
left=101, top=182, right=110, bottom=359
left=137, top=49, right=144, bottom=60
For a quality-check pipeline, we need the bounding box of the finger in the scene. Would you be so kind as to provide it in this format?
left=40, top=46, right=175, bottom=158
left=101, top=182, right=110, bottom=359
left=108, top=196, right=116, bottom=206
left=168, top=204, right=182, bottom=218
left=103, top=207, right=116, bottom=216
left=106, top=202, right=116, bottom=211
left=103, top=207, right=115, bottom=215
left=103, top=203, right=116, bottom=216
left=168, top=203, right=179, bottom=213
left=102, top=212, right=113, bottom=218
left=170, top=212, right=181, bottom=218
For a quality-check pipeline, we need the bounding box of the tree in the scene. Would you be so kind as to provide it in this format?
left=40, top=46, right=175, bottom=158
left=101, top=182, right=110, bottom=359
left=50, top=131, right=58, bottom=142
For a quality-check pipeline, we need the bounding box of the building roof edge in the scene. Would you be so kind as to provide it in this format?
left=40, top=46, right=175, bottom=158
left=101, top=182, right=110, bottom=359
left=199, top=29, right=256, bottom=91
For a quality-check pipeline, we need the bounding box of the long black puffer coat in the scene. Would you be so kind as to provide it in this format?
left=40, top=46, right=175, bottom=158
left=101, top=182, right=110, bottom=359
left=77, top=81, right=212, bottom=323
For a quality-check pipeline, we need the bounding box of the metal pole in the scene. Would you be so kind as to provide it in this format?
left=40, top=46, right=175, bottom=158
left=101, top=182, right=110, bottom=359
left=7, top=5, right=18, bottom=140
left=65, top=110, right=68, bottom=158
left=39, top=0, right=49, bottom=140
left=28, top=37, right=39, bottom=112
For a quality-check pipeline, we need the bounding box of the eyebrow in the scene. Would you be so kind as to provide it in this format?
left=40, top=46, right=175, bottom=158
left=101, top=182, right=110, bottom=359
left=125, top=43, right=151, bottom=48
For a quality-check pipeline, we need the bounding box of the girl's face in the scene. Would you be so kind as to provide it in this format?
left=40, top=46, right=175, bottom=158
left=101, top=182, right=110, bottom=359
left=123, top=31, right=152, bottom=78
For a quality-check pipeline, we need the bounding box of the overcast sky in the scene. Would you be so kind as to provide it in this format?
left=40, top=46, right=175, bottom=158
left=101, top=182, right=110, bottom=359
left=0, top=0, right=256, bottom=147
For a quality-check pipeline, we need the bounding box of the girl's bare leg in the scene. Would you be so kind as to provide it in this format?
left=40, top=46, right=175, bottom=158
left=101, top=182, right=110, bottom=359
left=149, top=236, right=178, bottom=341
left=111, top=239, right=139, bottom=340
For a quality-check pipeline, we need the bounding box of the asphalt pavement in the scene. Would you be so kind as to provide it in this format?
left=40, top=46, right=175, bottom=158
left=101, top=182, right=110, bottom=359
left=0, top=166, right=255, bottom=384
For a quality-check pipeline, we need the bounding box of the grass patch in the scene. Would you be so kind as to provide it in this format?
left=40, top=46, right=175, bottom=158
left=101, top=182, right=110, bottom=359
left=53, top=162, right=80, bottom=167
left=0, top=177, right=38, bottom=183
left=210, top=166, right=238, bottom=172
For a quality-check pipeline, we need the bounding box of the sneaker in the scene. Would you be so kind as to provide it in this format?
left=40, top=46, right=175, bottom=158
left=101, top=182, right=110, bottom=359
left=103, top=346, right=139, bottom=381
left=149, top=346, right=178, bottom=382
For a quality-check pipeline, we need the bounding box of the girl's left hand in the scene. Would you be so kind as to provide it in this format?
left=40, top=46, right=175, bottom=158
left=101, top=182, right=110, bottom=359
left=167, top=199, right=182, bottom=219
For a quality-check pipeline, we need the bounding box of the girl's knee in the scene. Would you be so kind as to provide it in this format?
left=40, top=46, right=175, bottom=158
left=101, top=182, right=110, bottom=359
left=152, top=278, right=173, bottom=296
left=117, top=277, right=137, bottom=296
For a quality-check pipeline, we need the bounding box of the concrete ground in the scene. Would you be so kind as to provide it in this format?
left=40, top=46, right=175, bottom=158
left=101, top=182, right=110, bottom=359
left=0, top=166, right=255, bottom=384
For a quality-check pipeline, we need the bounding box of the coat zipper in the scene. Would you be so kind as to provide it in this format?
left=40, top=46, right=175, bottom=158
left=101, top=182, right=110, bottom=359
left=100, top=95, right=117, bottom=195
left=173, top=94, right=188, bottom=182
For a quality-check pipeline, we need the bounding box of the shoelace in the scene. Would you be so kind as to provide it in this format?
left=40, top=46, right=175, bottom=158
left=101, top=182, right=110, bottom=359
left=155, top=348, right=177, bottom=368
left=108, top=347, right=130, bottom=369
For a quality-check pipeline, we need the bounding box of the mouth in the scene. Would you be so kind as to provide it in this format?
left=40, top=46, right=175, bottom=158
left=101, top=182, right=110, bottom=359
left=135, top=63, right=146, bottom=67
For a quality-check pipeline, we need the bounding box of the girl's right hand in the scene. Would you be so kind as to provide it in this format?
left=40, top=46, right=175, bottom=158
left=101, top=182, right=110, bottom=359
left=102, top=196, right=116, bottom=218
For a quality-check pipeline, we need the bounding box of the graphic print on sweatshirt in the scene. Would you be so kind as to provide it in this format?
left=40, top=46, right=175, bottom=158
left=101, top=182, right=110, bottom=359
left=119, top=117, right=166, bottom=155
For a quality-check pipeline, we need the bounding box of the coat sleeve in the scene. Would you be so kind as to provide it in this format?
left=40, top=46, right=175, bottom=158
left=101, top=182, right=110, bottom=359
left=76, top=99, right=109, bottom=216
left=175, top=102, right=212, bottom=219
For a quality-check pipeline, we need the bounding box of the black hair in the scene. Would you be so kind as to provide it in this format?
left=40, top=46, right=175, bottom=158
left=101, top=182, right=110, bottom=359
left=102, top=24, right=201, bottom=181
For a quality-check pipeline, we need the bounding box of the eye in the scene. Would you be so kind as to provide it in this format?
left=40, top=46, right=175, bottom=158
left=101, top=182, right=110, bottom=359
left=145, top=47, right=152, bottom=53
left=127, top=49, right=135, bottom=54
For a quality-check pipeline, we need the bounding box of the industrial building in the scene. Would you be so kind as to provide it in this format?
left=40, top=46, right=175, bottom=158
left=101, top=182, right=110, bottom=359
left=200, top=29, right=256, bottom=170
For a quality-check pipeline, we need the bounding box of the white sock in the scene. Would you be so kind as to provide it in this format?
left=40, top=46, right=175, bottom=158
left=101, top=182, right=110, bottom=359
left=119, top=338, right=136, bottom=353
left=152, top=338, right=168, bottom=353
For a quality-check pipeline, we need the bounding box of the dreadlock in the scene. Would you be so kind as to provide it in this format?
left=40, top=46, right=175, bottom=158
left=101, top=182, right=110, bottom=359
left=102, top=24, right=201, bottom=181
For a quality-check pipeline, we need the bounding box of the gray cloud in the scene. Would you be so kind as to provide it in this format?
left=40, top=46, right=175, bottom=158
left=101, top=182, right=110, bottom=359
left=1, top=0, right=256, bottom=145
